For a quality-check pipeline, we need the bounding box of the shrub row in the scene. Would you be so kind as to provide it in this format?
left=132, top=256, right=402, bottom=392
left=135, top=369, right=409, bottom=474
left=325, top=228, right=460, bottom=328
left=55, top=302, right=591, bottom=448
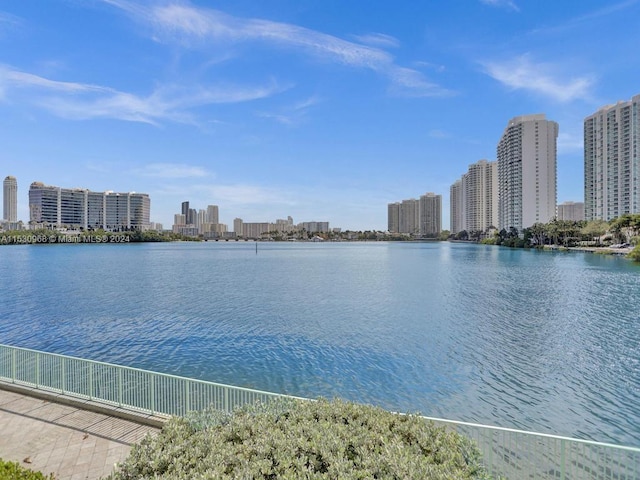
left=108, top=398, right=491, bottom=479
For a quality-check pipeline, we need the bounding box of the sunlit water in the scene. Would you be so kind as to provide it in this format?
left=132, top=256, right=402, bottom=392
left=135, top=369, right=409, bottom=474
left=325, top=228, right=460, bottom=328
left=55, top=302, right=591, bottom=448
left=1, top=241, right=639, bottom=446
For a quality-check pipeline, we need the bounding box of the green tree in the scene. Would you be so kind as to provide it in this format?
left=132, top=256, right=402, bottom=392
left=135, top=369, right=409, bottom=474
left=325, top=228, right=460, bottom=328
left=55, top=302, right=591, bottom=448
left=581, top=220, right=609, bottom=246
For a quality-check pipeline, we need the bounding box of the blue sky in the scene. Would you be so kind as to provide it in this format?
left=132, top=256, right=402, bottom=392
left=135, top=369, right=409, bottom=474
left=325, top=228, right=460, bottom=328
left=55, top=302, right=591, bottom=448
left=1, top=0, right=639, bottom=231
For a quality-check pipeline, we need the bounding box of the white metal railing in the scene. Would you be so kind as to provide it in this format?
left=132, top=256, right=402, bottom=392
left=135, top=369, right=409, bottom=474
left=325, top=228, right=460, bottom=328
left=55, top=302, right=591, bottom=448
left=0, top=343, right=295, bottom=416
left=1, top=343, right=638, bottom=479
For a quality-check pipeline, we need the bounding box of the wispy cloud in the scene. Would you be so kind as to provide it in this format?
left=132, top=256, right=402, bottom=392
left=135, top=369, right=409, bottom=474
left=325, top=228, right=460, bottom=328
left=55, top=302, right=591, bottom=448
left=482, top=54, right=594, bottom=102
left=256, top=95, right=322, bottom=126
left=0, top=65, right=284, bottom=124
left=531, top=0, right=639, bottom=34
left=480, top=0, right=520, bottom=12
left=351, top=33, right=400, bottom=49
left=103, top=0, right=451, bottom=98
left=0, top=10, right=22, bottom=33
left=135, top=163, right=211, bottom=178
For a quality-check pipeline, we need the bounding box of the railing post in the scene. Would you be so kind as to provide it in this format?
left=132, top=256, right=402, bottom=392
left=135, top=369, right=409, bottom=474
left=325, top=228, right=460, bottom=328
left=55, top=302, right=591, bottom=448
left=36, top=352, right=40, bottom=388
left=560, top=438, right=566, bottom=480
left=224, top=387, right=229, bottom=413
left=184, top=380, right=190, bottom=416
left=118, top=369, right=123, bottom=407
left=61, top=357, right=66, bottom=394
left=150, top=375, right=155, bottom=414
left=11, top=348, right=16, bottom=382
left=89, top=362, right=94, bottom=400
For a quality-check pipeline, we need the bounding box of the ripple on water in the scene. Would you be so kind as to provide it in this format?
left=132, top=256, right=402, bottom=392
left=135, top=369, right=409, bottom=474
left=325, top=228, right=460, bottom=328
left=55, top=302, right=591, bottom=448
left=1, top=242, right=639, bottom=445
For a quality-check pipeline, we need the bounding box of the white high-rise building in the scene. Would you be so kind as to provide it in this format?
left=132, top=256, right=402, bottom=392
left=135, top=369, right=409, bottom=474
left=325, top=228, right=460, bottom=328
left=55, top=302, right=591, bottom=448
left=233, top=218, right=243, bottom=235
left=419, top=192, right=441, bottom=237
left=584, top=94, right=640, bottom=221
left=449, top=179, right=464, bottom=234
left=3, top=175, right=18, bottom=223
left=388, top=194, right=442, bottom=236
left=387, top=202, right=400, bottom=233
left=497, top=114, right=558, bottom=232
left=206, top=205, right=219, bottom=224
left=450, top=160, right=497, bottom=235
left=399, top=199, right=419, bottom=235
left=464, top=160, right=497, bottom=233
left=28, top=182, right=150, bottom=230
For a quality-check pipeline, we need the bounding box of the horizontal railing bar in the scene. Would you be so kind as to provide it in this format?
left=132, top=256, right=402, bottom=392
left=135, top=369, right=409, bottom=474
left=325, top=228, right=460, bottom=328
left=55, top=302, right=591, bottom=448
left=420, top=415, right=640, bottom=452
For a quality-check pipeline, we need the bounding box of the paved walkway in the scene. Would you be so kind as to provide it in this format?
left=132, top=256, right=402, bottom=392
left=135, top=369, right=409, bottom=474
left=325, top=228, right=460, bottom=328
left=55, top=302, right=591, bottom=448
left=0, top=388, right=160, bottom=479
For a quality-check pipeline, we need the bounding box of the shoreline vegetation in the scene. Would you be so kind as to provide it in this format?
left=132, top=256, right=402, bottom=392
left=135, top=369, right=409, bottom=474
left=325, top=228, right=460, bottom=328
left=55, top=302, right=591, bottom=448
left=455, top=215, right=640, bottom=262
left=1, top=215, right=640, bottom=262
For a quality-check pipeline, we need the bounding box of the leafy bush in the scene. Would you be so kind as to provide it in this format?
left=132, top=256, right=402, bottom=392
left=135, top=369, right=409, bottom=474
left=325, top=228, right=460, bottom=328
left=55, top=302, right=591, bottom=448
left=0, top=458, right=55, bottom=480
left=108, top=398, right=491, bottom=479
left=627, top=245, right=640, bottom=262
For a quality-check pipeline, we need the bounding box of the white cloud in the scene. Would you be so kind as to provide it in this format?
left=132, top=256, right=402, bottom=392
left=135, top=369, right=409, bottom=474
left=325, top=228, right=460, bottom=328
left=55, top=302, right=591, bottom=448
left=480, top=0, right=520, bottom=12
left=388, top=66, right=453, bottom=97
left=529, top=0, right=639, bottom=35
left=256, top=95, right=322, bottom=126
left=0, top=65, right=284, bottom=124
left=0, top=11, right=22, bottom=32
left=135, top=163, right=211, bottom=178
left=351, top=33, right=400, bottom=49
left=104, top=0, right=451, bottom=98
left=293, top=95, right=321, bottom=111
left=482, top=54, right=594, bottom=102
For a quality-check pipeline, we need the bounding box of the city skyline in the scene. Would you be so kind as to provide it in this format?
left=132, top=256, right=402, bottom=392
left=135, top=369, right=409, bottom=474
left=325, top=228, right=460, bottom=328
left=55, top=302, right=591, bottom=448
left=2, top=2, right=640, bottom=230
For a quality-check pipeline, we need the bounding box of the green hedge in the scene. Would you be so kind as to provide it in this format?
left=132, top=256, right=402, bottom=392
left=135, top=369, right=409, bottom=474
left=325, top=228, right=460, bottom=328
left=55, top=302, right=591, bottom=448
left=0, top=458, right=55, bottom=480
left=108, top=398, right=491, bottom=479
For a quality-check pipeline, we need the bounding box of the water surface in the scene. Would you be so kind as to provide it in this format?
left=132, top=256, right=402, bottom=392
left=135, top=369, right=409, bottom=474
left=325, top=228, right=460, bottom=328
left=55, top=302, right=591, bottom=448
left=1, top=241, right=639, bottom=446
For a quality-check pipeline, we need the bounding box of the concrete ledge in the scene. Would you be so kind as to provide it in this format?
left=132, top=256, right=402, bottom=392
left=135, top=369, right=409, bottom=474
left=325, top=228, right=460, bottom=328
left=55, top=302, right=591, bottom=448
left=0, top=380, right=170, bottom=428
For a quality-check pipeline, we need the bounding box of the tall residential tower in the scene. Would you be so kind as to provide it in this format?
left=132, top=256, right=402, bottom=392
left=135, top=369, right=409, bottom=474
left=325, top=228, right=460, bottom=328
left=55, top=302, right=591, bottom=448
left=449, top=160, right=498, bottom=235
left=497, top=114, right=558, bottom=232
left=388, top=193, right=442, bottom=237
left=3, top=175, right=18, bottom=223
left=584, top=94, right=640, bottom=221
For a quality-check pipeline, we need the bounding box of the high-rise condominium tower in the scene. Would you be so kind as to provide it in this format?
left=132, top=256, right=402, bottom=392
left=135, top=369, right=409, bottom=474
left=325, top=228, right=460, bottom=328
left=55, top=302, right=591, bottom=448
left=3, top=175, right=18, bottom=222
left=449, top=179, right=464, bottom=234
left=419, top=192, right=441, bottom=237
left=206, top=205, right=219, bottom=224
left=450, top=160, right=498, bottom=235
left=388, top=193, right=442, bottom=237
left=29, top=182, right=150, bottom=230
left=387, top=202, right=400, bottom=233
left=584, top=94, right=640, bottom=221
left=497, top=114, right=558, bottom=232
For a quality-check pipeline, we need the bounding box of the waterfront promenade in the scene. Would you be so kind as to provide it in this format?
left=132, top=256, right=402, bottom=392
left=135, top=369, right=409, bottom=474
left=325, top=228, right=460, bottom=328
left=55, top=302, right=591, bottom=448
left=0, top=387, right=160, bottom=479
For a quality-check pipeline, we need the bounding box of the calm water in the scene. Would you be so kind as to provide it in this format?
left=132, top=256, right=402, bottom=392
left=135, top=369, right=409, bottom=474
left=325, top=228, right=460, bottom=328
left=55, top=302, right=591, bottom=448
left=1, top=241, right=639, bottom=446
